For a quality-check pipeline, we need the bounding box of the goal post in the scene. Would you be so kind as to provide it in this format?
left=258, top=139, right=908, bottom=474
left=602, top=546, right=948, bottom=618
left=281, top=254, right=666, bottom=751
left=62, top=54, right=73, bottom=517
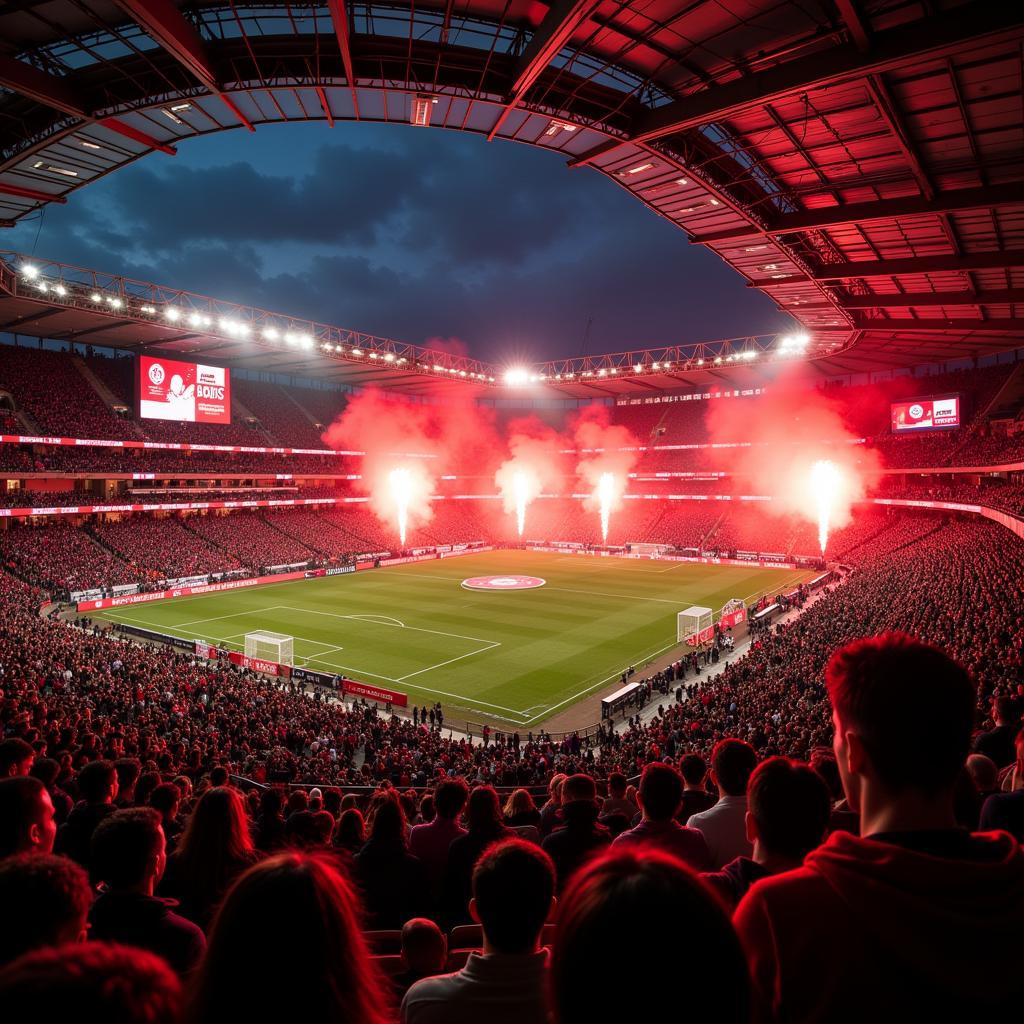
left=677, top=605, right=713, bottom=646
left=244, top=631, right=294, bottom=667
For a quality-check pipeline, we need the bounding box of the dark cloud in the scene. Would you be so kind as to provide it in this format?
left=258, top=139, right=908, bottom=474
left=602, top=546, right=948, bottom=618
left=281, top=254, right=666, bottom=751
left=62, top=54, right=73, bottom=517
left=7, top=122, right=790, bottom=361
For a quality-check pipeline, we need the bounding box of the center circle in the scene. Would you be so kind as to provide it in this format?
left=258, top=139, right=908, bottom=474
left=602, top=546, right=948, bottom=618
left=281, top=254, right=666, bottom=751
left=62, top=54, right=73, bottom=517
left=461, top=575, right=546, bottom=591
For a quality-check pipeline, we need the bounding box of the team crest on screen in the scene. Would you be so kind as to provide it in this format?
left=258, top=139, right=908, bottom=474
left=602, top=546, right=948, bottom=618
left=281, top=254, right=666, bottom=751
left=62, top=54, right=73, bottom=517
left=909, top=403, right=924, bottom=420
left=148, top=362, right=165, bottom=385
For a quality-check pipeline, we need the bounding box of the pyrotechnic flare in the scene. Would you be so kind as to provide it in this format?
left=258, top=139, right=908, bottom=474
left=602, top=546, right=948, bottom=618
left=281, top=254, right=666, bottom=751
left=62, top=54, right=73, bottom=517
left=513, top=471, right=529, bottom=538
left=598, top=472, right=615, bottom=544
left=811, top=459, right=841, bottom=554
left=389, top=467, right=412, bottom=545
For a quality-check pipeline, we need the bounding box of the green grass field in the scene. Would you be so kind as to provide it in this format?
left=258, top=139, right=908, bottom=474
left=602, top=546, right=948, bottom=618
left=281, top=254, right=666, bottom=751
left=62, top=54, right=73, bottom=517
left=95, top=551, right=812, bottom=728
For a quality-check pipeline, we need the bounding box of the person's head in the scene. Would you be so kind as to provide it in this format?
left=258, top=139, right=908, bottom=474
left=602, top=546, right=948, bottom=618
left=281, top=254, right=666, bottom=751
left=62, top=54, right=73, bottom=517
left=91, top=809, right=166, bottom=894
left=0, top=854, right=91, bottom=965
left=209, top=766, right=229, bottom=788
left=114, top=759, right=141, bottom=799
left=433, top=778, right=468, bottom=821
left=335, top=808, right=365, bottom=850
left=607, top=773, right=626, bottom=798
left=0, top=739, right=34, bottom=778
left=547, top=773, right=567, bottom=806
left=561, top=775, right=597, bottom=806
left=0, top=942, right=181, bottom=1024
left=965, top=753, right=999, bottom=794
left=638, top=763, right=683, bottom=822
left=188, top=853, right=389, bottom=1024
left=470, top=839, right=555, bottom=955
left=503, top=788, right=536, bottom=817
left=148, top=783, right=180, bottom=821
left=400, top=918, right=447, bottom=977
left=826, top=633, right=974, bottom=812
left=260, top=787, right=283, bottom=818
left=679, top=754, right=707, bottom=788
left=809, top=750, right=844, bottom=802
left=29, top=757, right=60, bottom=790
left=746, top=758, right=830, bottom=865
left=711, top=740, right=758, bottom=797
left=177, top=786, right=253, bottom=864
left=548, top=848, right=749, bottom=1024
left=368, top=794, right=406, bottom=846
left=993, top=696, right=1018, bottom=727
left=77, top=760, right=118, bottom=806
left=1015, top=727, right=1024, bottom=766
left=465, top=786, right=503, bottom=832
left=0, top=777, right=57, bottom=858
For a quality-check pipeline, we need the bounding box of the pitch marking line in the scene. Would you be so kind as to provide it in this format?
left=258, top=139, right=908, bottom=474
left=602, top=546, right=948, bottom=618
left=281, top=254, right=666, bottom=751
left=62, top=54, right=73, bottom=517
left=278, top=606, right=501, bottom=648
left=396, top=641, right=501, bottom=682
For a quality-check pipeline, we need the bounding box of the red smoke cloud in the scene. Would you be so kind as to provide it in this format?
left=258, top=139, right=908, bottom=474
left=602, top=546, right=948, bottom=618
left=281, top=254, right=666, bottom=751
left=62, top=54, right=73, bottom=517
left=321, top=389, right=497, bottom=543
left=571, top=405, right=642, bottom=525
left=702, top=375, right=882, bottom=539
left=494, top=417, right=568, bottom=535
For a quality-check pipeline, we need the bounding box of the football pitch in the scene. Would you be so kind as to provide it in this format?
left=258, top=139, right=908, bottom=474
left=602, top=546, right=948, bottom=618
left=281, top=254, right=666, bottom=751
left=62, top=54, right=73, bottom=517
left=95, top=551, right=813, bottom=728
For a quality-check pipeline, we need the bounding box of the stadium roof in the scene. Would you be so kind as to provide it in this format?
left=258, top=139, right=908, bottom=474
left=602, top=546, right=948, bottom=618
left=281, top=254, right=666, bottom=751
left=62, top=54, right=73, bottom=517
left=0, top=1, right=1022, bottom=388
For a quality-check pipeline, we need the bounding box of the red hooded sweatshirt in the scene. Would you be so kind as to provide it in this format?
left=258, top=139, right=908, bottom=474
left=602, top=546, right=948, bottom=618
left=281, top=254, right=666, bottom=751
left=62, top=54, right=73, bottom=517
left=734, top=829, right=1024, bottom=1024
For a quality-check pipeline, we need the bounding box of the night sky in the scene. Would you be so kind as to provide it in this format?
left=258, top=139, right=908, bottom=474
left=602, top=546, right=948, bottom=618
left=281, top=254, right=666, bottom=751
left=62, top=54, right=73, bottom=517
left=7, top=122, right=793, bottom=364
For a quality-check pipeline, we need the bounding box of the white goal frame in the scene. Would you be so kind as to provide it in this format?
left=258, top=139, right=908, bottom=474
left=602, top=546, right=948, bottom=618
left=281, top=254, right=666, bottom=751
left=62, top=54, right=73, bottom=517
left=244, top=631, right=294, bottom=667
left=677, top=606, right=713, bottom=645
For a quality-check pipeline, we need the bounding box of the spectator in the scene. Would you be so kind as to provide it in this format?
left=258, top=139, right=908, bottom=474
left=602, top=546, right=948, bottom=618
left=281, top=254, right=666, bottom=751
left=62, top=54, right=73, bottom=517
left=0, top=737, right=34, bottom=777
left=89, top=808, right=206, bottom=975
left=679, top=753, right=716, bottom=821
left=335, top=807, right=366, bottom=857
left=0, top=854, right=91, bottom=966
left=395, top=918, right=448, bottom=995
left=410, top=778, right=467, bottom=899
left=980, top=789, right=1024, bottom=840
left=54, top=760, right=118, bottom=870
left=973, top=696, right=1020, bottom=767
left=502, top=789, right=541, bottom=829
left=542, top=774, right=610, bottom=892
left=735, top=633, right=1024, bottom=1022
left=538, top=774, right=567, bottom=836
left=688, top=739, right=758, bottom=869
left=597, top=772, right=635, bottom=822
left=148, top=783, right=183, bottom=854
left=999, top=727, right=1024, bottom=791
left=965, top=753, right=1000, bottom=803
left=187, top=852, right=390, bottom=1024
left=29, top=758, right=72, bottom=824
left=443, top=787, right=513, bottom=926
left=612, top=763, right=710, bottom=870
left=0, top=943, right=181, bottom=1024
left=159, top=786, right=257, bottom=930
left=254, top=788, right=286, bottom=852
left=403, top=839, right=555, bottom=1024
left=355, top=793, right=428, bottom=929
left=549, top=847, right=749, bottom=1024
left=113, top=758, right=142, bottom=808
left=0, top=776, right=57, bottom=859
left=702, top=757, right=830, bottom=909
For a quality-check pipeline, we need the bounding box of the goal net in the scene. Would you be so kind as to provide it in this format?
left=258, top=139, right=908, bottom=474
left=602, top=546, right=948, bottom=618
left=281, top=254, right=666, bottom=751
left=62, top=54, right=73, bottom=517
left=630, top=542, right=672, bottom=555
left=677, top=605, right=713, bottom=646
left=244, top=631, right=294, bottom=667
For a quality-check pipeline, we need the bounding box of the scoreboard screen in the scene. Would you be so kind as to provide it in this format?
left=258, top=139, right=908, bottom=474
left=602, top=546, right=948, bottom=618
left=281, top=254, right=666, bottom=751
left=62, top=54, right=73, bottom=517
left=890, top=395, right=960, bottom=433
left=138, top=356, right=231, bottom=424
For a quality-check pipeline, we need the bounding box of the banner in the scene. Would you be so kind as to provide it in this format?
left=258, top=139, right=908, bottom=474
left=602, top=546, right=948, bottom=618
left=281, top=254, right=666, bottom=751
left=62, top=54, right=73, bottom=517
left=720, top=607, right=747, bottom=630
left=343, top=678, right=408, bottom=707
left=228, top=650, right=291, bottom=678
left=686, top=625, right=715, bottom=647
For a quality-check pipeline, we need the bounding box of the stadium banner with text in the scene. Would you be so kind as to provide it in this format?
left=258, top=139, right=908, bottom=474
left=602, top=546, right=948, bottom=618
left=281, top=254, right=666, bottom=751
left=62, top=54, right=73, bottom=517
left=138, top=356, right=231, bottom=424
left=0, top=496, right=368, bottom=519
left=292, top=666, right=337, bottom=687
left=116, top=622, right=196, bottom=652
left=686, top=625, right=715, bottom=647
left=890, top=394, right=961, bottom=433
left=719, top=606, right=747, bottom=630
left=228, top=650, right=291, bottom=678
left=343, top=679, right=408, bottom=707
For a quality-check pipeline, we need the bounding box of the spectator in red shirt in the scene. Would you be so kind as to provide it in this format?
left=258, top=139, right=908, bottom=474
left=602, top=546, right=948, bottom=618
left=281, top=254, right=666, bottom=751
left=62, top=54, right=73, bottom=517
left=735, top=632, right=1024, bottom=1023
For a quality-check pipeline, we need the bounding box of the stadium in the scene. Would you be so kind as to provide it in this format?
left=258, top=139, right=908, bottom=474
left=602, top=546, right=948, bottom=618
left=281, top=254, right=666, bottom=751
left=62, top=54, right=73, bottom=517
left=0, top=2, right=1022, bottom=1021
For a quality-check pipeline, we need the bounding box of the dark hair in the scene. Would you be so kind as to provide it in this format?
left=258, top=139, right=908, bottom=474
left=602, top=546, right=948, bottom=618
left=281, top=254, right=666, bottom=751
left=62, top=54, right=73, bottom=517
left=0, top=738, right=34, bottom=776
left=608, top=772, right=626, bottom=796
left=561, top=774, right=596, bottom=804
left=472, top=839, right=554, bottom=954
left=29, top=757, right=60, bottom=788
left=549, top=848, right=750, bottom=1024
left=994, top=696, right=1019, bottom=724
left=335, top=808, right=365, bottom=851
left=0, top=942, right=181, bottom=1024
left=0, top=854, right=91, bottom=966
left=748, top=758, right=830, bottom=860
left=401, top=917, right=446, bottom=973
left=0, top=777, right=49, bottom=858
left=434, top=778, right=469, bottom=819
left=149, top=783, right=180, bottom=817
left=712, top=740, right=758, bottom=797
left=209, top=766, right=229, bottom=787
left=92, top=808, right=164, bottom=889
left=826, top=632, right=974, bottom=793
left=114, top=758, right=142, bottom=794
left=638, top=763, right=683, bottom=821
left=465, top=786, right=504, bottom=832
left=809, top=750, right=844, bottom=801
left=77, top=760, right=117, bottom=804
left=368, top=793, right=407, bottom=847
left=260, top=788, right=283, bottom=816
left=188, top=853, right=389, bottom=1024
left=679, top=754, right=707, bottom=786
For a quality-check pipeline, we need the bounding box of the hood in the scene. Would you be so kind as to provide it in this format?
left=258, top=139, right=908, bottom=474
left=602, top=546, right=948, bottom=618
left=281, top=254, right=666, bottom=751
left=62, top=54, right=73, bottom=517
left=804, top=830, right=1024, bottom=997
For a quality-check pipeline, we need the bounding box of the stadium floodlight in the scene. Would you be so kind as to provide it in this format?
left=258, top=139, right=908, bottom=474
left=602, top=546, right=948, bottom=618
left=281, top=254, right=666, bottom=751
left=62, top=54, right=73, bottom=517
left=188, top=313, right=202, bottom=327
left=36, top=281, right=48, bottom=292
left=90, top=292, right=102, bottom=302
left=55, top=284, right=67, bottom=296
left=620, top=162, right=653, bottom=176
left=20, top=265, right=38, bottom=279
left=504, top=369, right=530, bottom=386
left=384, top=352, right=395, bottom=362
left=262, top=327, right=278, bottom=340
left=633, top=363, right=643, bottom=373
left=165, top=307, right=180, bottom=322
left=676, top=177, right=688, bottom=185
left=351, top=348, right=363, bottom=356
